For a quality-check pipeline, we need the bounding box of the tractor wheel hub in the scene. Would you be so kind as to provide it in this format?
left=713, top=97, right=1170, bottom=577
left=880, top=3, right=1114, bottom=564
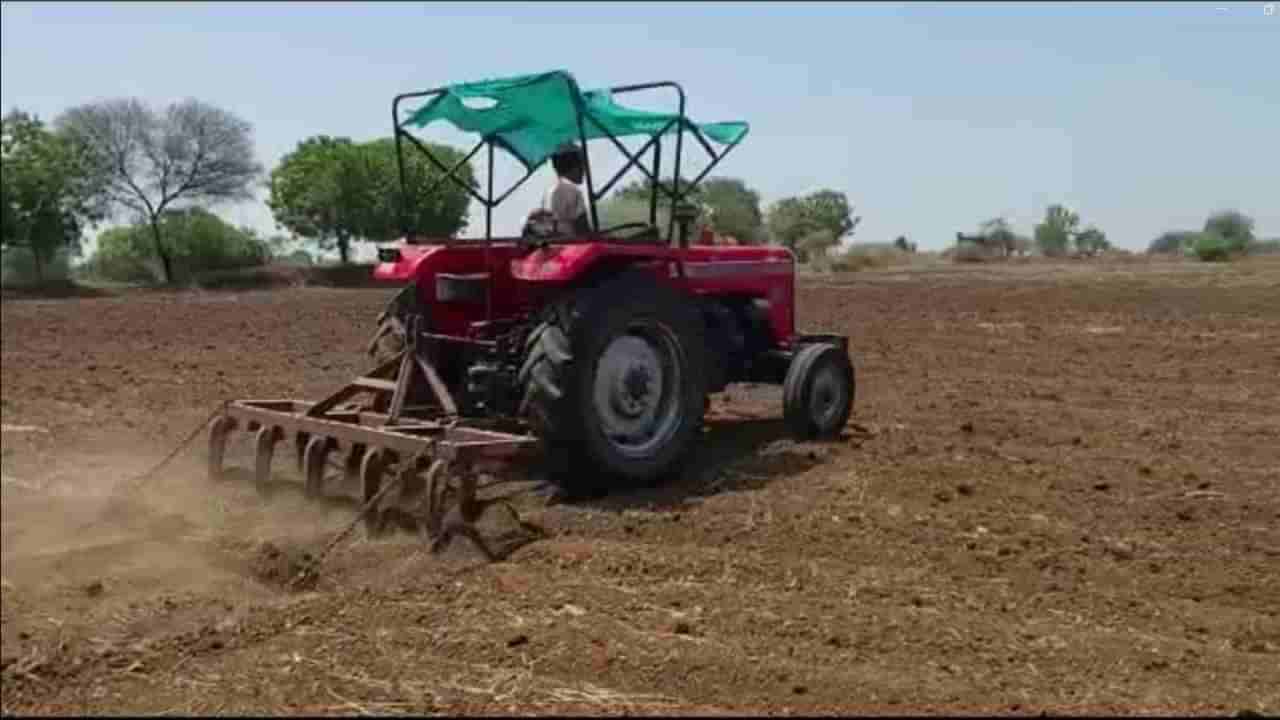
left=593, top=329, right=683, bottom=458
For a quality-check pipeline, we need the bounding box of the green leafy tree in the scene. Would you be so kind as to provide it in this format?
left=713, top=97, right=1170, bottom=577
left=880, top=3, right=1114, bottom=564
left=765, top=197, right=811, bottom=257
left=613, top=176, right=697, bottom=205
left=698, top=177, right=765, bottom=244
left=1, top=110, right=106, bottom=284
left=597, top=195, right=674, bottom=240
left=1034, top=204, right=1080, bottom=257
left=1203, top=210, right=1254, bottom=253
left=978, top=217, right=1019, bottom=256
left=268, top=136, right=472, bottom=263
left=351, top=137, right=474, bottom=243
left=55, top=98, right=262, bottom=284
left=804, top=190, right=859, bottom=241
left=267, top=135, right=361, bottom=263
left=610, top=175, right=765, bottom=243
left=1074, top=225, right=1110, bottom=256
left=766, top=190, right=860, bottom=262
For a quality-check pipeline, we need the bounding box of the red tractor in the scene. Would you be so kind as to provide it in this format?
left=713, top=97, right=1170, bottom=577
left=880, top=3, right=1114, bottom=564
left=210, top=71, right=855, bottom=551
left=366, top=70, right=855, bottom=493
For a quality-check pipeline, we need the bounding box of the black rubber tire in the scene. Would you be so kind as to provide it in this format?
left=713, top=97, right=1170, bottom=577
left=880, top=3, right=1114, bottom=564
left=783, top=342, right=855, bottom=440
left=518, top=271, right=708, bottom=493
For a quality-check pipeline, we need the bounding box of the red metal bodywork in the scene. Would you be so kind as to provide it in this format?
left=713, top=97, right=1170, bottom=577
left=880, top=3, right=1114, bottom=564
left=372, top=237, right=797, bottom=346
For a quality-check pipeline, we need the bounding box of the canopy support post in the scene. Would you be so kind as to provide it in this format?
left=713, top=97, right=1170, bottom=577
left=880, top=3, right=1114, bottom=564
left=485, top=141, right=494, bottom=325
left=650, top=137, right=661, bottom=229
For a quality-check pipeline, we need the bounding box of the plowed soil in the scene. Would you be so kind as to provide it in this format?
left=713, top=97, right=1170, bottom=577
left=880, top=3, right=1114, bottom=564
left=2, top=258, right=1278, bottom=716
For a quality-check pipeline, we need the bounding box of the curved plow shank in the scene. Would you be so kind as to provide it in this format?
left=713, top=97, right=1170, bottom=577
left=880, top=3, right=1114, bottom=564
left=302, top=435, right=336, bottom=498
left=208, top=416, right=236, bottom=482
left=254, top=425, right=283, bottom=494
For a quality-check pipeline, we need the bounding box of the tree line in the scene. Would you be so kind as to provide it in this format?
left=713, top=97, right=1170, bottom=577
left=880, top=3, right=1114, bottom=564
left=598, top=177, right=861, bottom=261
left=2, top=95, right=865, bottom=286
left=949, top=205, right=1110, bottom=261
left=1, top=97, right=476, bottom=286
left=4, top=94, right=1272, bottom=287
left=1147, top=210, right=1273, bottom=261
left=948, top=207, right=1276, bottom=264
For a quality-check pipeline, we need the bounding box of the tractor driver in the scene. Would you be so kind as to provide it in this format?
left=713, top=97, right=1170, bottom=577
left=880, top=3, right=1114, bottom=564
left=526, top=142, right=592, bottom=237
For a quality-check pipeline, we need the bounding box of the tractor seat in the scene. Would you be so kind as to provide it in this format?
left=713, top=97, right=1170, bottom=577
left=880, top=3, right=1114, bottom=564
left=435, top=272, right=490, bottom=303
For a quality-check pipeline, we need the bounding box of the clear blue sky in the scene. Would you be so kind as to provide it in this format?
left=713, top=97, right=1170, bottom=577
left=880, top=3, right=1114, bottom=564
left=3, top=1, right=1277, bottom=257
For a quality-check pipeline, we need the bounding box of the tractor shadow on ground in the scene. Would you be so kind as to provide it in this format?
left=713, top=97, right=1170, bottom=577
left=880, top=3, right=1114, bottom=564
left=547, top=416, right=831, bottom=513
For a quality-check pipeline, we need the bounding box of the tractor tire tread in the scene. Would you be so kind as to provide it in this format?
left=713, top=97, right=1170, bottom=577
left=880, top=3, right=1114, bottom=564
left=518, top=271, right=707, bottom=493
left=783, top=342, right=855, bottom=440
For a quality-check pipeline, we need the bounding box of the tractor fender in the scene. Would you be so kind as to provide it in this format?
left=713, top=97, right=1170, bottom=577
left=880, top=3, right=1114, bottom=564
left=371, top=243, right=442, bottom=283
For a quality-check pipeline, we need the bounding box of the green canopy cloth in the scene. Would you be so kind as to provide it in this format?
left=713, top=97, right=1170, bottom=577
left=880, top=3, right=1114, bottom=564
left=400, top=70, right=748, bottom=171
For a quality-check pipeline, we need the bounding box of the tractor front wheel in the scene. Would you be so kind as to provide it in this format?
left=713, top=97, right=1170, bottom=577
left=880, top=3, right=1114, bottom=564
left=518, top=271, right=708, bottom=494
left=783, top=342, right=855, bottom=440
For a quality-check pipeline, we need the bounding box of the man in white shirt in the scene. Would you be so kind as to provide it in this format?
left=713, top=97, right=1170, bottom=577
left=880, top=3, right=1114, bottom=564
left=529, top=142, right=592, bottom=237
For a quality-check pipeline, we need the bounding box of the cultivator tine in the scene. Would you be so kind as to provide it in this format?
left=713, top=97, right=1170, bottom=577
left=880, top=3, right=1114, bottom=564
left=345, top=444, right=366, bottom=492
left=302, top=435, right=336, bottom=498
left=253, top=425, right=282, bottom=494
left=420, top=459, right=449, bottom=538
left=360, top=449, right=389, bottom=536
left=208, top=416, right=236, bottom=482
left=294, top=432, right=310, bottom=473
left=423, top=463, right=545, bottom=562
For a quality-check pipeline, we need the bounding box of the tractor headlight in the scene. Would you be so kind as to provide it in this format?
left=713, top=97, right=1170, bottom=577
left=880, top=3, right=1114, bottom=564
left=377, top=247, right=402, bottom=263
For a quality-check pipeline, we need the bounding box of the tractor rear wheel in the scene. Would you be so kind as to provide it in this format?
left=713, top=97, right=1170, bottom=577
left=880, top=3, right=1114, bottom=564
left=518, top=271, right=708, bottom=494
left=370, top=282, right=422, bottom=364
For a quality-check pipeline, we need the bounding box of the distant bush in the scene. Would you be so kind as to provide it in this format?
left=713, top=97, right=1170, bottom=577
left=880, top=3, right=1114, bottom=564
left=1151, top=211, right=1258, bottom=260
left=1248, top=238, right=1280, bottom=255
left=1, top=246, right=74, bottom=287
left=82, top=208, right=272, bottom=283
left=949, top=243, right=999, bottom=263
left=1192, top=233, right=1231, bottom=262
left=1148, top=230, right=1198, bottom=254
left=828, top=243, right=918, bottom=272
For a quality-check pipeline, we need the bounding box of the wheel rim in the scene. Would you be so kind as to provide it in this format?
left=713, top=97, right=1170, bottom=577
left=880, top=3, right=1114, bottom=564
left=592, top=321, right=685, bottom=460
left=809, top=360, right=848, bottom=430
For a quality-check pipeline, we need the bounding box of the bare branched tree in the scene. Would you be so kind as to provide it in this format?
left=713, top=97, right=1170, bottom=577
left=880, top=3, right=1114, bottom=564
left=56, top=98, right=261, bottom=283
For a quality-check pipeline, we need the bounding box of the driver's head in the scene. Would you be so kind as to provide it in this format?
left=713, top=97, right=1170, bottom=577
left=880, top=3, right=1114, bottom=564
left=550, top=142, right=584, bottom=184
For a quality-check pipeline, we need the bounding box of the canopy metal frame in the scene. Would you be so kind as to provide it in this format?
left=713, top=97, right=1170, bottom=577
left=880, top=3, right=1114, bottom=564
left=390, top=73, right=748, bottom=247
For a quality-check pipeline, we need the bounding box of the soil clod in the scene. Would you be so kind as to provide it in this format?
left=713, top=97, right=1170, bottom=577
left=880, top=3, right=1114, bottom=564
left=249, top=541, right=316, bottom=590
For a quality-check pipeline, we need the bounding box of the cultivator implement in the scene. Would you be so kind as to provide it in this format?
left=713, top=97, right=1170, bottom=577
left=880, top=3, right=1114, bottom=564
left=207, top=335, right=544, bottom=561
